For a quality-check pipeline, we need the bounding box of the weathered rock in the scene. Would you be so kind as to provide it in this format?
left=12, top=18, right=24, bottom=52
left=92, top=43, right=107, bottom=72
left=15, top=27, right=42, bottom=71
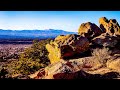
left=29, top=71, right=41, bottom=79
left=52, top=70, right=119, bottom=79
left=33, top=68, right=46, bottom=79
left=82, top=57, right=102, bottom=70
left=32, top=58, right=84, bottom=79
left=33, top=57, right=101, bottom=79
left=107, top=58, right=120, bottom=72
left=46, top=44, right=61, bottom=64
left=29, top=17, right=120, bottom=79
left=99, top=17, right=109, bottom=33
left=30, top=57, right=119, bottom=79
left=99, top=17, right=120, bottom=35
left=44, top=59, right=83, bottom=76
left=46, top=34, right=90, bottom=64
left=92, top=33, right=118, bottom=47
left=78, top=22, right=103, bottom=40
left=111, top=49, right=120, bottom=55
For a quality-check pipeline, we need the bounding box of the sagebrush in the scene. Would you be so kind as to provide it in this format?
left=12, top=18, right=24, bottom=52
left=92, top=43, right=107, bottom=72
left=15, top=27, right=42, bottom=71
left=92, top=47, right=111, bottom=66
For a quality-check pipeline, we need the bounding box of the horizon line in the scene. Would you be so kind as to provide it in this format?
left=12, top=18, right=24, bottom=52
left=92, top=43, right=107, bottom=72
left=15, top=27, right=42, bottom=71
left=0, top=29, right=78, bottom=32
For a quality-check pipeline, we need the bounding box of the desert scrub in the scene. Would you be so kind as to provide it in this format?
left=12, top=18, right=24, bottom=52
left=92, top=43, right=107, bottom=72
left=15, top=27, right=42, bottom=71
left=92, top=47, right=111, bottom=67
left=6, top=39, right=52, bottom=76
left=7, top=58, right=45, bottom=75
left=0, top=66, right=10, bottom=78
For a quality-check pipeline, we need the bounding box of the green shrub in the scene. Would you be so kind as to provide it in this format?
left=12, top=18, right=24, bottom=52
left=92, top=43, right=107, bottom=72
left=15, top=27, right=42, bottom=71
left=6, top=39, right=52, bottom=75
left=0, top=66, right=9, bottom=78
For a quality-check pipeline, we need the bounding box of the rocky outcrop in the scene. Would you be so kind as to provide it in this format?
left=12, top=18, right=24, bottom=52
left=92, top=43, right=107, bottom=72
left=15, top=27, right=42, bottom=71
left=52, top=70, right=119, bottom=79
left=30, top=58, right=89, bottom=79
left=99, top=17, right=109, bottom=33
left=92, top=33, right=118, bottom=47
left=34, top=17, right=120, bottom=79
left=46, top=44, right=61, bottom=64
left=78, top=22, right=103, bottom=40
left=46, top=34, right=90, bottom=64
left=99, top=17, right=120, bottom=36
left=30, top=57, right=120, bottom=79
left=107, top=58, right=120, bottom=72
left=91, top=17, right=120, bottom=48
left=46, top=17, right=120, bottom=64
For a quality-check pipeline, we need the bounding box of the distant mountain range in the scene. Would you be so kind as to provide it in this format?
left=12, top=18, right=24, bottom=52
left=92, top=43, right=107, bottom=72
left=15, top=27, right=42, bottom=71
left=0, top=29, right=77, bottom=40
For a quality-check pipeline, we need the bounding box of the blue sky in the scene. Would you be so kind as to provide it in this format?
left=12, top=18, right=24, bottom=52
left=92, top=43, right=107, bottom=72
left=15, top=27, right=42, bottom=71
left=0, top=11, right=120, bottom=32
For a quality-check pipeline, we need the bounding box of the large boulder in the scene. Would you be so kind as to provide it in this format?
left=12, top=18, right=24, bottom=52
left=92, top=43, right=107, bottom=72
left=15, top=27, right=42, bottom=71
left=99, top=17, right=120, bottom=35
left=31, top=59, right=83, bottom=79
left=78, top=22, right=103, bottom=40
left=46, top=34, right=90, bottom=64
left=99, top=17, right=109, bottom=33
left=46, top=44, right=61, bottom=64
left=92, top=33, right=118, bottom=48
left=30, top=57, right=119, bottom=79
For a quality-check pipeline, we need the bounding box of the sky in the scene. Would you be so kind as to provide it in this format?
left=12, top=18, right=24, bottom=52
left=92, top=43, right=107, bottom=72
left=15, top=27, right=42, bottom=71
left=0, top=11, right=120, bottom=32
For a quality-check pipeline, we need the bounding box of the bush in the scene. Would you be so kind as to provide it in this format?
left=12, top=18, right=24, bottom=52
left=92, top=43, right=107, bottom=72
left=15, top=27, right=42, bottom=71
left=92, top=47, right=111, bottom=67
left=0, top=66, right=9, bottom=78
left=6, top=39, right=52, bottom=75
left=7, top=58, right=45, bottom=75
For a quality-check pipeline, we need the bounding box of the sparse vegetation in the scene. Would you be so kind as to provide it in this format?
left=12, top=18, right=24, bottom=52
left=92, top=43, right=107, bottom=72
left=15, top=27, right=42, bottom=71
left=0, top=16, right=120, bottom=79
left=6, top=39, right=51, bottom=76
left=92, top=47, right=111, bottom=67
left=0, top=44, right=31, bottom=62
left=0, top=66, right=10, bottom=78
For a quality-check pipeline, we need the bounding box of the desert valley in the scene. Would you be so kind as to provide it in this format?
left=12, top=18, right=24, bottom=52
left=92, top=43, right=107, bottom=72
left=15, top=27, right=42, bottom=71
left=0, top=17, right=120, bottom=79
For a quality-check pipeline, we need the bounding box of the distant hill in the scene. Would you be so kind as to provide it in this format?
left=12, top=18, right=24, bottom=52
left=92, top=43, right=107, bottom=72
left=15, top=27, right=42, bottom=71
left=0, top=29, right=77, bottom=40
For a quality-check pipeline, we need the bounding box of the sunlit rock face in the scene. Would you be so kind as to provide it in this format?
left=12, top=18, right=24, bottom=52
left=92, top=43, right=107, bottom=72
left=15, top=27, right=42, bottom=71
left=46, top=34, right=89, bottom=64
left=78, top=22, right=103, bottom=40
left=99, top=17, right=120, bottom=36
